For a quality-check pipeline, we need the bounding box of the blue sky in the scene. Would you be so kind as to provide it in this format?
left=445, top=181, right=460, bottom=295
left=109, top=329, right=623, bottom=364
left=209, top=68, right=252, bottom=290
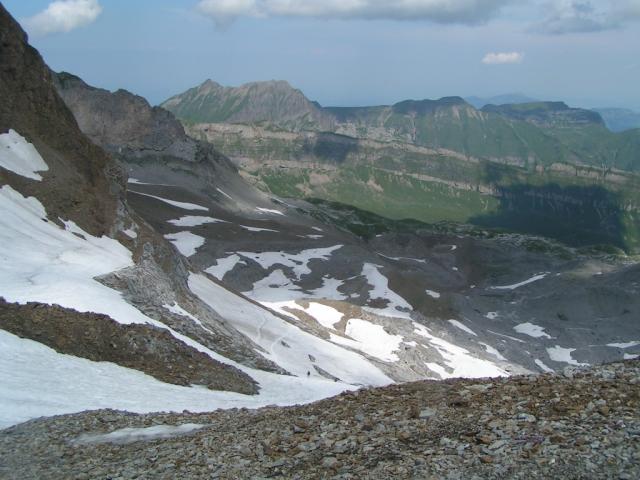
left=4, top=0, right=640, bottom=110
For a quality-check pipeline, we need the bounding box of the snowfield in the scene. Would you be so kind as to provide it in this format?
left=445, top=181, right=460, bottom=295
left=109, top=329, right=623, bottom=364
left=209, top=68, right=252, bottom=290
left=0, top=185, right=390, bottom=429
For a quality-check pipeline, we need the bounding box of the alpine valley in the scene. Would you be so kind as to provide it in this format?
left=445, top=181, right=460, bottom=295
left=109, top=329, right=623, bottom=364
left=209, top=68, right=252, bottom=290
left=0, top=3, right=639, bottom=479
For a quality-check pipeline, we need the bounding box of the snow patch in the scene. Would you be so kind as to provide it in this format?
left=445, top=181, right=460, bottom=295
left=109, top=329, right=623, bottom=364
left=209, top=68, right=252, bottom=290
left=0, top=129, right=48, bottom=181
left=238, top=246, right=343, bottom=280
left=189, top=273, right=392, bottom=386
left=514, top=322, right=551, bottom=339
left=216, top=188, right=233, bottom=200
left=485, top=312, right=498, bottom=320
left=239, top=225, right=279, bottom=233
left=448, top=319, right=477, bottom=336
left=425, top=290, right=440, bottom=299
left=287, top=302, right=344, bottom=330
left=205, top=254, right=246, bottom=281
left=331, top=319, right=403, bottom=362
left=480, top=342, right=506, bottom=361
left=547, top=346, right=587, bottom=366
left=168, top=216, right=227, bottom=227
left=76, top=423, right=208, bottom=445
left=361, top=263, right=412, bottom=319
left=164, top=231, right=205, bottom=257
left=534, top=359, right=554, bottom=373
left=256, top=207, right=285, bottom=216
left=129, top=191, right=208, bottom=211
left=607, top=341, right=640, bottom=349
left=491, top=273, right=548, bottom=290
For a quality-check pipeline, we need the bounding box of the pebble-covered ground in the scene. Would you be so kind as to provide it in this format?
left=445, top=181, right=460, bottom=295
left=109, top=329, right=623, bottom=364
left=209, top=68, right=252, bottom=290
left=1, top=360, right=639, bottom=479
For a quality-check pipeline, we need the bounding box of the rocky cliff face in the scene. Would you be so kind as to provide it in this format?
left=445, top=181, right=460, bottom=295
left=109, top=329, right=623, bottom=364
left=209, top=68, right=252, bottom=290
left=0, top=4, right=122, bottom=237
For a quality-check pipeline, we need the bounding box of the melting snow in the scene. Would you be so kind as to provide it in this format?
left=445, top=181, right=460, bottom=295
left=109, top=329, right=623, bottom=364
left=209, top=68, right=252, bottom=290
left=256, top=207, right=285, bottom=216
left=189, top=273, right=392, bottom=386
left=287, top=302, right=344, bottom=330
left=607, top=341, right=640, bottom=349
left=164, top=231, right=205, bottom=257
left=491, top=273, right=548, bottom=290
left=76, top=423, right=208, bottom=445
left=377, top=253, right=427, bottom=264
left=514, top=322, right=551, bottom=339
left=129, top=191, right=208, bottom=211
left=448, top=320, right=477, bottom=336
left=239, top=225, right=279, bottom=233
left=0, top=330, right=357, bottom=429
left=205, top=254, right=247, bottom=281
left=331, top=319, right=403, bottom=362
left=361, top=263, right=413, bottom=319
left=216, top=188, right=233, bottom=200
left=425, top=290, right=441, bottom=299
left=238, top=246, right=343, bottom=280
left=534, top=359, right=554, bottom=373
left=485, top=312, right=499, bottom=320
left=168, top=216, right=227, bottom=227
left=480, top=342, right=506, bottom=361
left=547, top=346, right=588, bottom=366
left=414, top=324, right=507, bottom=379
left=123, top=228, right=137, bottom=239
left=0, top=129, right=49, bottom=181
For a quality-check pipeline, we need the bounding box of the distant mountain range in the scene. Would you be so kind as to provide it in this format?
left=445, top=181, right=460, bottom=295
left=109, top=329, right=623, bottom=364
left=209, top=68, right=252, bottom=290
left=160, top=79, right=640, bottom=251
left=162, top=79, right=639, bottom=172
left=465, top=93, right=539, bottom=109
left=594, top=108, right=640, bottom=133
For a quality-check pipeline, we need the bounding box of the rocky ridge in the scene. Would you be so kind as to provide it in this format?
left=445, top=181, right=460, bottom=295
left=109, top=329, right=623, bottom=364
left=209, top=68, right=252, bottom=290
left=1, top=359, right=638, bottom=479
left=0, top=298, right=258, bottom=394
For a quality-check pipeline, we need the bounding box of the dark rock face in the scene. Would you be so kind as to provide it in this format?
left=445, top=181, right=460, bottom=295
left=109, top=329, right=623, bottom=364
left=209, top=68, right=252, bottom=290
left=0, top=4, right=123, bottom=237
left=0, top=298, right=258, bottom=395
left=54, top=72, right=187, bottom=154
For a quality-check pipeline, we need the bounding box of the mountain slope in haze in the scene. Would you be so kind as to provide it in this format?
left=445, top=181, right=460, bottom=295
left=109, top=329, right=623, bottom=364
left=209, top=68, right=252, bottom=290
left=595, top=107, right=640, bottom=133
left=465, top=93, right=539, bottom=109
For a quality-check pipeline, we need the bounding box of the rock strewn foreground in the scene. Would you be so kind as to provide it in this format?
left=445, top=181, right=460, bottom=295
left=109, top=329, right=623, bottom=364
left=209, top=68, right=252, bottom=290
left=1, top=360, right=639, bottom=479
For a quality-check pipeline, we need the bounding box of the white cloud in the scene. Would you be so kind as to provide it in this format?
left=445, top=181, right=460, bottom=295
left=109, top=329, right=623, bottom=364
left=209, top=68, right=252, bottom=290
left=24, top=0, right=102, bottom=36
left=482, top=51, right=524, bottom=64
left=196, top=0, right=513, bottom=26
left=536, top=0, right=640, bottom=34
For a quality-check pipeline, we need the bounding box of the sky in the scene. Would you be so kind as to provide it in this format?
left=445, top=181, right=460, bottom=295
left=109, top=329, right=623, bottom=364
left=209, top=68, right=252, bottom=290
left=3, top=0, right=640, bottom=110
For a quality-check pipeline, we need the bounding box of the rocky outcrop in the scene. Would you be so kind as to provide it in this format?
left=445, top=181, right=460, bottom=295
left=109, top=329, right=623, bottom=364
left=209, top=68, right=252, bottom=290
left=1, top=360, right=638, bottom=478
left=0, top=299, right=258, bottom=394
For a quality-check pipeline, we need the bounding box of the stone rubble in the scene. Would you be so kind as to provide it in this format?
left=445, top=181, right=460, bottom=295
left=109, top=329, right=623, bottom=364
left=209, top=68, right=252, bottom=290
left=1, top=360, right=638, bottom=479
